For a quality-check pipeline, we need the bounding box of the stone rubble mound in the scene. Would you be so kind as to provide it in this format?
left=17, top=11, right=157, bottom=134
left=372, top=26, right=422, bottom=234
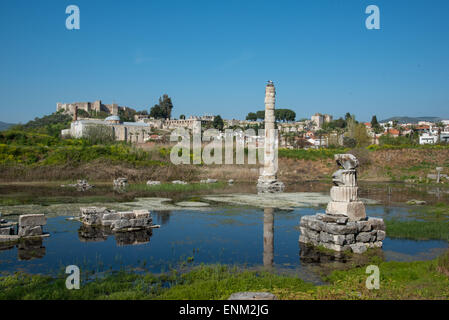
left=79, top=207, right=156, bottom=232
left=62, top=180, right=93, bottom=191
left=147, top=180, right=161, bottom=186
left=200, top=178, right=217, bottom=184
left=113, top=177, right=128, bottom=188
left=0, top=214, right=49, bottom=242
left=299, top=213, right=385, bottom=254
left=172, top=180, right=188, bottom=185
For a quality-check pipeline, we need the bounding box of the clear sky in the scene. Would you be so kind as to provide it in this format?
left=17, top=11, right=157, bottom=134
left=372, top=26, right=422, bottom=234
left=1, top=0, right=449, bottom=123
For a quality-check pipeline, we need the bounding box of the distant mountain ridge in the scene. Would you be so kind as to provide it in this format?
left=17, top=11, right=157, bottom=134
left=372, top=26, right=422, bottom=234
left=380, top=116, right=443, bottom=124
left=0, top=121, right=15, bottom=131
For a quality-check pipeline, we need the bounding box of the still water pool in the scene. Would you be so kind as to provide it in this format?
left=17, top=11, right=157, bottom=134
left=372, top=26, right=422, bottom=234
left=1, top=205, right=447, bottom=280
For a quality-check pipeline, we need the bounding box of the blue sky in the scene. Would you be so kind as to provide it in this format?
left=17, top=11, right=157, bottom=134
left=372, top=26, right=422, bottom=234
left=1, top=0, right=449, bottom=123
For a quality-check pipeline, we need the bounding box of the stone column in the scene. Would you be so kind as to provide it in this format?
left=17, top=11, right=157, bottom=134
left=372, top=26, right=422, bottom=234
left=326, top=154, right=366, bottom=221
left=263, top=207, right=274, bottom=268
left=257, top=81, right=284, bottom=192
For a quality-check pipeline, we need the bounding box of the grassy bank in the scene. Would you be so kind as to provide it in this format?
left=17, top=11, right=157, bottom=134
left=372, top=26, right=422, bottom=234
left=1, top=251, right=449, bottom=300
left=2, top=128, right=449, bottom=183
left=385, top=220, right=449, bottom=241
left=383, top=203, right=449, bottom=241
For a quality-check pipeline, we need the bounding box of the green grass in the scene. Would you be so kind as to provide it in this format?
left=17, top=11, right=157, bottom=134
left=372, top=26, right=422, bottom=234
left=0, top=130, right=169, bottom=167
left=278, top=148, right=347, bottom=161
left=0, top=265, right=315, bottom=300
left=1, top=253, right=449, bottom=300
left=385, top=219, right=449, bottom=241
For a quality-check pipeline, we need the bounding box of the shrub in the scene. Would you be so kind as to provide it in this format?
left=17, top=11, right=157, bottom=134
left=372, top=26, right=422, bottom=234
left=84, top=125, right=115, bottom=145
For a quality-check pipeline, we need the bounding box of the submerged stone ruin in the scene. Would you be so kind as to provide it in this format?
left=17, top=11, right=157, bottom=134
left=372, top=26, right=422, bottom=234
left=61, top=180, right=93, bottom=191
left=0, top=214, right=49, bottom=260
left=0, top=214, right=49, bottom=241
left=257, top=81, right=284, bottom=193
left=79, top=207, right=158, bottom=232
left=113, top=177, right=128, bottom=188
left=299, top=154, right=386, bottom=254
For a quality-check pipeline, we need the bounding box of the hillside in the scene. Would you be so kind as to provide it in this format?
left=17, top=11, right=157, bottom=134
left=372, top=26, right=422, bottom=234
left=0, top=121, right=15, bottom=131
left=381, top=116, right=443, bottom=124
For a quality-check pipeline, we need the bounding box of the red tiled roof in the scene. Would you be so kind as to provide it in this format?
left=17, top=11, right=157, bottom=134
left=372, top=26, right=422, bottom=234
left=387, top=129, right=400, bottom=135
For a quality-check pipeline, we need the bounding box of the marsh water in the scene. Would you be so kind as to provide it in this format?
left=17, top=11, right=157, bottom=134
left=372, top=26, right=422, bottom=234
left=1, top=182, right=448, bottom=282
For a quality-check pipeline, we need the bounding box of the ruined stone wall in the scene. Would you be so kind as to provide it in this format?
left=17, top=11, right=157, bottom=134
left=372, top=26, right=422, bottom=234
left=299, top=214, right=385, bottom=253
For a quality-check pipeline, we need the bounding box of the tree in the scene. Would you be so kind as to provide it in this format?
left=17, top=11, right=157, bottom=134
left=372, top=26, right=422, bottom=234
left=84, top=125, right=115, bottom=145
left=159, top=94, right=174, bottom=120
left=371, top=115, right=379, bottom=127
left=212, top=115, right=224, bottom=131
left=435, top=122, right=445, bottom=143
left=149, top=104, right=164, bottom=119
left=76, top=109, right=89, bottom=118
left=150, top=94, right=174, bottom=119
left=315, top=129, right=326, bottom=147
left=354, top=123, right=371, bottom=147
left=285, top=109, right=296, bottom=122
left=343, top=136, right=356, bottom=148
left=256, top=110, right=265, bottom=120
left=246, top=112, right=257, bottom=121
left=275, top=109, right=296, bottom=122
left=118, top=108, right=136, bottom=122
left=370, top=115, right=383, bottom=134
left=345, top=112, right=353, bottom=121
left=180, top=114, right=186, bottom=120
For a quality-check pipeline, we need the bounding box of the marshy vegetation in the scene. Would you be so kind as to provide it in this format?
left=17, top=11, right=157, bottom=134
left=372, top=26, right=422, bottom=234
left=1, top=252, right=448, bottom=300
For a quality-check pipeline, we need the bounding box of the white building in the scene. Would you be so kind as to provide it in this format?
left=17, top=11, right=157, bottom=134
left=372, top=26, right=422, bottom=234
left=307, top=137, right=328, bottom=148
left=419, top=133, right=438, bottom=144
left=419, top=131, right=449, bottom=145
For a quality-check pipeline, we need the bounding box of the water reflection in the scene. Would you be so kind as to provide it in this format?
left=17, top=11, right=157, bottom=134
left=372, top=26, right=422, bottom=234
left=0, top=239, right=46, bottom=261
left=299, top=242, right=347, bottom=264
left=153, top=211, right=172, bottom=226
left=263, top=208, right=274, bottom=268
left=78, top=225, right=153, bottom=246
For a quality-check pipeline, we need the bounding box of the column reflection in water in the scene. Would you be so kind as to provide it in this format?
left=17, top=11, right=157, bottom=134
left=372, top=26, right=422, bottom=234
left=263, top=207, right=274, bottom=268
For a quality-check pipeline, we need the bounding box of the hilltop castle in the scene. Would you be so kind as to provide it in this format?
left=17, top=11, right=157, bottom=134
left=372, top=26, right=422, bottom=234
left=56, top=100, right=134, bottom=116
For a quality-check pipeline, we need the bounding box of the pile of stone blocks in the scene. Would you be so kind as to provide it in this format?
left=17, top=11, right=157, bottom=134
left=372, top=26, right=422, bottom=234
left=62, top=180, right=93, bottom=191
left=0, top=214, right=49, bottom=243
left=113, top=177, right=128, bottom=188
left=257, top=179, right=285, bottom=193
left=299, top=154, right=386, bottom=254
left=200, top=178, right=218, bottom=184
left=172, top=180, right=188, bottom=185
left=18, top=214, right=47, bottom=237
left=299, top=214, right=385, bottom=254
left=0, top=215, right=17, bottom=235
left=79, top=207, right=155, bottom=232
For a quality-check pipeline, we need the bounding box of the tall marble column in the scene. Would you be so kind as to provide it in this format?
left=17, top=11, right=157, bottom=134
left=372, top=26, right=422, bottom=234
left=257, top=81, right=284, bottom=192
